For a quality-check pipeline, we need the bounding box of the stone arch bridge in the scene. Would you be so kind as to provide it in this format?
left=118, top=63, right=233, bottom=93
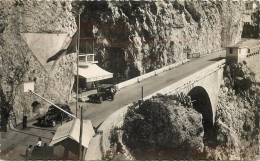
left=144, top=59, right=225, bottom=139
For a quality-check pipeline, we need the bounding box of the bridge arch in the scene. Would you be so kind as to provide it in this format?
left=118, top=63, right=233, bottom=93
left=188, top=86, right=213, bottom=141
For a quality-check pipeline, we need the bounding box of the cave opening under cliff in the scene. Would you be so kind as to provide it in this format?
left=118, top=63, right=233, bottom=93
left=188, top=86, right=214, bottom=143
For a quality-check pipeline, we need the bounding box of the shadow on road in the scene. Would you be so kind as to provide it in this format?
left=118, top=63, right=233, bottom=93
left=208, top=57, right=225, bottom=61
left=93, top=121, right=104, bottom=132
left=27, top=123, right=56, bottom=132
left=10, top=129, right=53, bottom=140
left=20, top=154, right=26, bottom=159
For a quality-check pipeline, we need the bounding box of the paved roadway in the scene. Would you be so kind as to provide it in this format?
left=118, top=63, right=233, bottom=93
left=74, top=50, right=226, bottom=128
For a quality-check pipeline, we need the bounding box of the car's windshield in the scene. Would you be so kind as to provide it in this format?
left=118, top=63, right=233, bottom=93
left=98, top=87, right=107, bottom=92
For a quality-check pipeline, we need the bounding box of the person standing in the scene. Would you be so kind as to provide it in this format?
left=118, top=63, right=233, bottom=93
left=59, top=112, right=63, bottom=125
left=110, top=88, right=115, bottom=101
left=36, top=137, right=42, bottom=147
left=25, top=145, right=33, bottom=159
left=22, top=110, right=28, bottom=129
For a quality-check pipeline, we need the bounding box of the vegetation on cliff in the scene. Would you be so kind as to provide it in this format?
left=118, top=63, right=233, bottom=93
left=120, top=94, right=204, bottom=160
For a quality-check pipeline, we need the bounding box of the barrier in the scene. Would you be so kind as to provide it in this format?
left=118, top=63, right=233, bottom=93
left=115, top=59, right=190, bottom=90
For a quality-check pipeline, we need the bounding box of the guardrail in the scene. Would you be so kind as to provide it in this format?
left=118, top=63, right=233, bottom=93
left=115, top=59, right=190, bottom=90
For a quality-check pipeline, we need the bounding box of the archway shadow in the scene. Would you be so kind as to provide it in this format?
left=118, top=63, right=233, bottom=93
left=188, top=86, right=214, bottom=143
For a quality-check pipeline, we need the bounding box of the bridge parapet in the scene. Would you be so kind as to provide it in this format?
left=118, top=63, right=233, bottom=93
left=144, top=59, right=225, bottom=99
left=144, top=59, right=225, bottom=125
left=116, top=59, right=190, bottom=90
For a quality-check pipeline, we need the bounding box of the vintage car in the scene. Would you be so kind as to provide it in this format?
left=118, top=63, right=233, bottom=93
left=36, top=104, right=73, bottom=127
left=88, top=84, right=117, bottom=103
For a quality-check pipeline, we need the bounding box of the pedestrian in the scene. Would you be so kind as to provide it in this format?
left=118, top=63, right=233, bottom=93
left=59, top=112, right=63, bottom=125
left=36, top=137, right=42, bottom=147
left=110, top=88, right=115, bottom=101
left=22, top=110, right=28, bottom=129
left=9, top=110, right=17, bottom=127
left=25, top=145, right=33, bottom=159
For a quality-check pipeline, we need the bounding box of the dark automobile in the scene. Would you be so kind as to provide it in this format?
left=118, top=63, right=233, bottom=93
left=88, top=84, right=117, bottom=103
left=36, top=104, right=73, bottom=127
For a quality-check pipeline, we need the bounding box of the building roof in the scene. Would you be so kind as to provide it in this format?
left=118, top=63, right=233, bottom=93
left=49, top=119, right=95, bottom=148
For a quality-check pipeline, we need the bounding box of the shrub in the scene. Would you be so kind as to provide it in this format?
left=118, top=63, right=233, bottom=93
left=122, top=100, right=172, bottom=150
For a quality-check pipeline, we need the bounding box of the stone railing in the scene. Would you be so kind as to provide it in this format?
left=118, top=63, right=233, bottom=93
left=115, top=59, right=190, bottom=90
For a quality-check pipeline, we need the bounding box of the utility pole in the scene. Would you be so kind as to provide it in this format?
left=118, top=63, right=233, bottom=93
left=79, top=106, right=83, bottom=161
left=141, top=86, right=144, bottom=101
left=258, top=9, right=260, bottom=39
left=76, top=12, right=81, bottom=117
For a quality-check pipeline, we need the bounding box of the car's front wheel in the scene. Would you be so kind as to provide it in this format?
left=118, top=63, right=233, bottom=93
left=51, top=120, right=56, bottom=127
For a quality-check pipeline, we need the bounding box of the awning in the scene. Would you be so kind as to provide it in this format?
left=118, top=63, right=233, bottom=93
left=49, top=119, right=95, bottom=148
left=78, top=64, right=113, bottom=82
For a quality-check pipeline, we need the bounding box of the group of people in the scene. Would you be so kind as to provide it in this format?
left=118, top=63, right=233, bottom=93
left=25, top=137, right=43, bottom=159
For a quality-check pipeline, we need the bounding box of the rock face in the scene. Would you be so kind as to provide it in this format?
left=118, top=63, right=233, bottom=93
left=0, top=0, right=77, bottom=122
left=80, top=1, right=245, bottom=78
left=0, top=1, right=247, bottom=123
left=205, top=63, right=259, bottom=160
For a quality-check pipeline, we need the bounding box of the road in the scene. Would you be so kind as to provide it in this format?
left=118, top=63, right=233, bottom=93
left=73, top=50, right=226, bottom=128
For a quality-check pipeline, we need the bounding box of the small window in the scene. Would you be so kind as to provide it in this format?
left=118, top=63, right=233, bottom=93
left=248, top=49, right=250, bottom=53
left=229, top=48, right=233, bottom=54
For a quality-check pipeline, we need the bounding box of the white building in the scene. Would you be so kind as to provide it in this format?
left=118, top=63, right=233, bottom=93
left=226, top=39, right=260, bottom=64
left=226, top=45, right=249, bottom=63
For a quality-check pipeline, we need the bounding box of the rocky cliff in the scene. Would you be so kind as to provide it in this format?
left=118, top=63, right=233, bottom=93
left=0, top=0, right=77, bottom=122
left=0, top=1, right=246, bottom=123
left=205, top=63, right=259, bottom=160
left=80, top=1, right=245, bottom=78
